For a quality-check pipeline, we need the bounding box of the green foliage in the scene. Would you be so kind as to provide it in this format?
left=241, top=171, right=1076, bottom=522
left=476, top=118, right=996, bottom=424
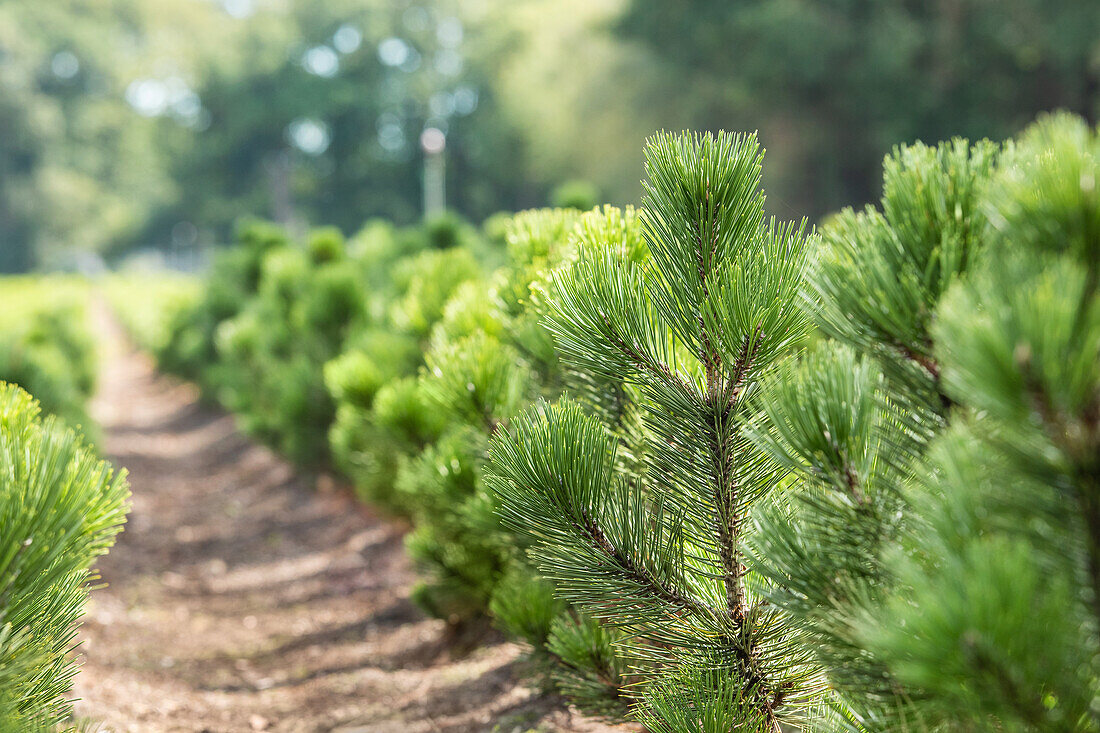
left=208, top=237, right=365, bottom=465
left=637, top=668, right=780, bottom=733
left=398, top=208, right=648, bottom=633
left=0, top=278, right=96, bottom=430
left=0, top=384, right=129, bottom=729
left=421, top=211, right=467, bottom=250
left=390, top=248, right=482, bottom=338
left=329, top=376, right=444, bottom=510
left=312, top=204, right=643, bottom=717
left=545, top=612, right=631, bottom=720
left=399, top=333, right=527, bottom=618
left=306, top=226, right=345, bottom=264
left=421, top=332, right=528, bottom=429
left=0, top=0, right=217, bottom=271
left=323, top=350, right=386, bottom=411
left=490, top=131, right=821, bottom=727
left=110, top=115, right=1100, bottom=729
left=855, top=114, right=1100, bottom=731
left=139, top=217, right=484, bottom=469
left=150, top=220, right=290, bottom=380
left=402, top=426, right=504, bottom=621
left=325, top=233, right=485, bottom=502
left=989, top=114, right=1100, bottom=265
left=107, top=274, right=202, bottom=360
left=489, top=561, right=632, bottom=720
left=481, top=212, right=514, bottom=251
left=741, top=135, right=1006, bottom=727
left=808, top=138, right=998, bottom=406
left=156, top=1, right=537, bottom=246
left=489, top=121, right=1099, bottom=727
left=747, top=346, right=913, bottom=723
left=489, top=568, right=565, bottom=650
left=550, top=180, right=600, bottom=211
left=6, top=0, right=1100, bottom=272
left=743, top=113, right=1100, bottom=731
left=618, top=0, right=1100, bottom=218
left=326, top=208, right=579, bottom=522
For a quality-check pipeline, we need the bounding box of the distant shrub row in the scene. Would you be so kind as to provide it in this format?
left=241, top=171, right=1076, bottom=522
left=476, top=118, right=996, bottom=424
left=0, top=279, right=97, bottom=432
left=0, top=282, right=129, bottom=729
left=113, top=208, right=646, bottom=713
left=118, top=113, right=1100, bottom=730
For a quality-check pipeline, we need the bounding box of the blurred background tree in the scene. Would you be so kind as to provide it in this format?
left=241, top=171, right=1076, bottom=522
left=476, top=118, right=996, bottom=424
left=0, top=0, right=242, bottom=271
left=1, top=0, right=1097, bottom=271
left=148, top=0, right=536, bottom=251
left=617, top=0, right=1100, bottom=217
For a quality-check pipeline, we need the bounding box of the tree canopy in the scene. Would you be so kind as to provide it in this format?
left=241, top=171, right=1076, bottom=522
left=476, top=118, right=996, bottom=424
left=2, top=0, right=1097, bottom=271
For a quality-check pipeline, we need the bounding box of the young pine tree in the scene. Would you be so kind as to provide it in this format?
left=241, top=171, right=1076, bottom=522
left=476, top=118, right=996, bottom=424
left=746, top=136, right=999, bottom=728
left=861, top=113, right=1100, bottom=730
left=750, top=114, right=1100, bottom=729
left=489, top=131, right=822, bottom=729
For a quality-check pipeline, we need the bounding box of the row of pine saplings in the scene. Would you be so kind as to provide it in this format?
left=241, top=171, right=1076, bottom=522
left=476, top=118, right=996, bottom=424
left=0, top=278, right=129, bottom=730
left=127, top=112, right=1100, bottom=732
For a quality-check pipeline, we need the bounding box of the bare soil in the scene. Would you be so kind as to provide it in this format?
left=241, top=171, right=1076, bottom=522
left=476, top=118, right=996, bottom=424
left=73, top=311, right=624, bottom=733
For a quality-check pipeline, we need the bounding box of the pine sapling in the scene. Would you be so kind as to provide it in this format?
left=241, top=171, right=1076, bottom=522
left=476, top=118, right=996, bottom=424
left=489, top=131, right=820, bottom=729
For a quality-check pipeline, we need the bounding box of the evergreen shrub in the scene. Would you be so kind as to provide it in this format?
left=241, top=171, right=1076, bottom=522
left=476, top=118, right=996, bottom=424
left=0, top=279, right=96, bottom=430
left=490, top=116, right=1100, bottom=729
left=111, top=114, right=1100, bottom=730
left=0, top=384, right=128, bottom=730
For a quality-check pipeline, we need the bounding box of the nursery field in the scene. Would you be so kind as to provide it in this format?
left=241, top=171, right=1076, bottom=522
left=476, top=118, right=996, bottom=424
left=2, top=113, right=1100, bottom=732
left=4, top=0, right=1100, bottom=729
left=72, top=306, right=617, bottom=733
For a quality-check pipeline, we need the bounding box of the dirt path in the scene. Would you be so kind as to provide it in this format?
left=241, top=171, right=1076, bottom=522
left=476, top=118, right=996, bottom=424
left=73, top=310, right=618, bottom=733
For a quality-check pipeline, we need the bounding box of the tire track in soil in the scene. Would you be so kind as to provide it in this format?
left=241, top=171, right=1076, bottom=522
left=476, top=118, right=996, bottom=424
left=73, top=307, right=622, bottom=733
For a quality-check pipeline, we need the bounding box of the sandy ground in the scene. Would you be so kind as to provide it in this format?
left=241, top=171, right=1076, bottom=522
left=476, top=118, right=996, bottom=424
left=73, top=309, right=623, bottom=733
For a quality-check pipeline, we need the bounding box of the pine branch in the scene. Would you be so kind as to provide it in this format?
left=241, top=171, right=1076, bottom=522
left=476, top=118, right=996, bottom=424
left=578, top=506, right=721, bottom=621
left=706, top=329, right=764, bottom=618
